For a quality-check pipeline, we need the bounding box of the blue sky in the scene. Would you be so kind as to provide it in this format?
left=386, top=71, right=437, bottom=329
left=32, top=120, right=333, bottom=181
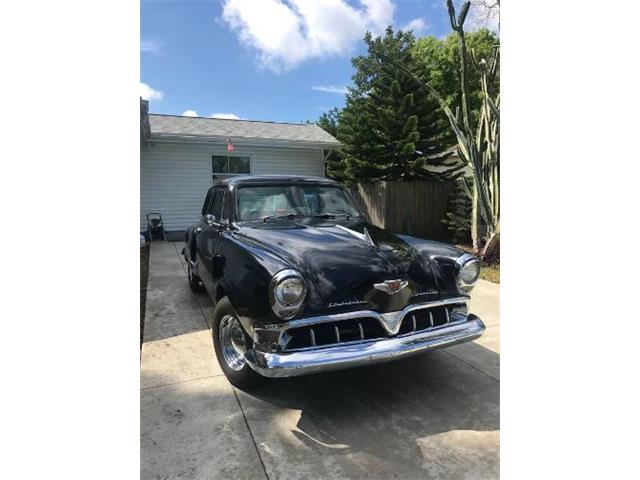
left=140, top=1, right=475, bottom=123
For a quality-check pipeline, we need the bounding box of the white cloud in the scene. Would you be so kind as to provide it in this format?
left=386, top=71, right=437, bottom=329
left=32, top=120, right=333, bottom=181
left=402, top=17, right=428, bottom=35
left=221, top=0, right=395, bottom=71
left=140, top=82, right=162, bottom=101
left=180, top=111, right=244, bottom=119
left=312, top=85, right=348, bottom=94
left=210, top=113, right=242, bottom=120
left=140, top=39, right=161, bottom=53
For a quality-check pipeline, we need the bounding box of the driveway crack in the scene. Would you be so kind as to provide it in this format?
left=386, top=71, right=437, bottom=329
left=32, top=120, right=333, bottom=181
left=443, top=349, right=500, bottom=382
left=141, top=374, right=226, bottom=391
left=232, top=386, right=270, bottom=480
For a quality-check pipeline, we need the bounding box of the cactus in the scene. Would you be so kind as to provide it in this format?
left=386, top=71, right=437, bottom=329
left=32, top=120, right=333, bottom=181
left=372, top=0, right=499, bottom=257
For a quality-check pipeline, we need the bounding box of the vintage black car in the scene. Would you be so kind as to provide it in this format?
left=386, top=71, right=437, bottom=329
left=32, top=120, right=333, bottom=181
left=182, top=175, right=485, bottom=387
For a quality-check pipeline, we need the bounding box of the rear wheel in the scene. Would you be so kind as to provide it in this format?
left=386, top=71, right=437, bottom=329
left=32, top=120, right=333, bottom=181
left=187, top=260, right=204, bottom=292
left=212, top=297, right=263, bottom=389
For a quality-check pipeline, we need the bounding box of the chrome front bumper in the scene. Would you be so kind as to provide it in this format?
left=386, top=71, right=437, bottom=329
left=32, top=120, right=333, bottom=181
left=245, top=314, right=485, bottom=378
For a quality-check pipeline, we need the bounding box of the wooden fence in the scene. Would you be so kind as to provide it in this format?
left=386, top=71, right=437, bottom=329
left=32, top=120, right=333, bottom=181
left=349, top=181, right=455, bottom=242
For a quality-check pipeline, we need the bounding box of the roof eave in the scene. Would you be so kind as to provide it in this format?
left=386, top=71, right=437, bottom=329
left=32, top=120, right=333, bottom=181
left=149, top=133, right=341, bottom=149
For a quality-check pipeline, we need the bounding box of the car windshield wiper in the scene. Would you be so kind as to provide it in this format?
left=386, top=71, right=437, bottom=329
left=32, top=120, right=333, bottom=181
left=312, top=212, right=353, bottom=219
left=262, top=213, right=307, bottom=222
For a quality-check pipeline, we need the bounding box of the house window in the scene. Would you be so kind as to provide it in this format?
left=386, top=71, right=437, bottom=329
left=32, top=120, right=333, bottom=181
left=212, top=155, right=250, bottom=176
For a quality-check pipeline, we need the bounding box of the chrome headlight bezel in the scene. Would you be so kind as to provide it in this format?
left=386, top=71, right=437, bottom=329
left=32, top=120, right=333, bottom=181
left=456, top=253, right=481, bottom=294
left=269, top=269, right=307, bottom=320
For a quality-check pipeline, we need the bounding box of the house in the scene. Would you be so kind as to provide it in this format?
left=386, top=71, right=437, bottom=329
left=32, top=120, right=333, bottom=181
left=140, top=100, right=340, bottom=238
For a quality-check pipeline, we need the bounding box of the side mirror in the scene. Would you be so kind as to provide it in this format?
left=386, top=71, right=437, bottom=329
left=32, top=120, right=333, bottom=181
left=205, top=214, right=217, bottom=225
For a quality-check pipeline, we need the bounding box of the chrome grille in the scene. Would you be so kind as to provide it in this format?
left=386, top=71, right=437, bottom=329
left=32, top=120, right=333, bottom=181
left=281, top=302, right=468, bottom=352
left=283, top=317, right=386, bottom=351
left=396, top=304, right=463, bottom=335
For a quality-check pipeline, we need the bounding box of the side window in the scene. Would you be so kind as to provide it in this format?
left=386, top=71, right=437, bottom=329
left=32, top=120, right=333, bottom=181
left=201, top=191, right=212, bottom=216
left=209, top=190, right=224, bottom=221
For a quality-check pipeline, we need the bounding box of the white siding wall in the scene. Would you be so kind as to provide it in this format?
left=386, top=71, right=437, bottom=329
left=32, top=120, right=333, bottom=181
left=140, top=141, right=325, bottom=231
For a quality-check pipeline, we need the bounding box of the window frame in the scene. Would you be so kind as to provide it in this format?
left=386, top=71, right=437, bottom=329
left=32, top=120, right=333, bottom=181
left=211, top=154, right=252, bottom=178
left=201, top=191, right=213, bottom=216
left=220, top=189, right=230, bottom=224
left=207, top=188, right=226, bottom=221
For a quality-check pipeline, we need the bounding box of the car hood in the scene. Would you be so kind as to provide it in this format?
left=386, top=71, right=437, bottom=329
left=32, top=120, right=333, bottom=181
left=234, top=219, right=446, bottom=314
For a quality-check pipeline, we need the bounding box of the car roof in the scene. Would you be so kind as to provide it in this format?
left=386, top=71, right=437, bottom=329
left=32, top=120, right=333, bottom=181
left=212, top=175, right=338, bottom=188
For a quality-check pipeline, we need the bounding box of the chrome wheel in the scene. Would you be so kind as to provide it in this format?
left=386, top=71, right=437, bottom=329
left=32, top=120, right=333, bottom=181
left=219, top=315, right=247, bottom=371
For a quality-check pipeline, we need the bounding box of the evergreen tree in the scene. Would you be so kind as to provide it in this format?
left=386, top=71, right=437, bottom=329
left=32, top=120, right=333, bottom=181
left=443, top=177, right=473, bottom=243
left=338, top=28, right=463, bottom=183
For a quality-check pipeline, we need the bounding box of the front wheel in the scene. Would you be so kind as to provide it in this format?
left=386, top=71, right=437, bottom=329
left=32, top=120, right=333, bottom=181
left=212, top=296, right=263, bottom=389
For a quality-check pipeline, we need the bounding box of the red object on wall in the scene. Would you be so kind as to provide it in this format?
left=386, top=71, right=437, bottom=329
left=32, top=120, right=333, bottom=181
left=226, top=138, right=235, bottom=152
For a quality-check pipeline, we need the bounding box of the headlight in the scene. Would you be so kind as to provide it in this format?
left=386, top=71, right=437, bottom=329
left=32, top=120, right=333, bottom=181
left=456, top=254, right=480, bottom=294
left=269, top=269, right=307, bottom=319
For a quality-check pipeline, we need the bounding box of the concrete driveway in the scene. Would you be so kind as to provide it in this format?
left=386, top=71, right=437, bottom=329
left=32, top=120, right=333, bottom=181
left=141, top=242, right=500, bottom=480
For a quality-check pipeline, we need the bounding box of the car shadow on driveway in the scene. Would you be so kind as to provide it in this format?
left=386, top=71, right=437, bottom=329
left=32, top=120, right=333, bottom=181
left=234, top=344, right=500, bottom=479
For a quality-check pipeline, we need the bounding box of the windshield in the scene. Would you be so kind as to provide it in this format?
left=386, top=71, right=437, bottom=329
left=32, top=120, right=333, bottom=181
left=236, top=185, right=361, bottom=221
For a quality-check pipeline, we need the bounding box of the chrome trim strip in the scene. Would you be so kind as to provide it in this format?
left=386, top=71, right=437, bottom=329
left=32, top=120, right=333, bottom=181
left=455, top=254, right=481, bottom=295
left=455, top=253, right=477, bottom=268
left=245, top=315, right=485, bottom=378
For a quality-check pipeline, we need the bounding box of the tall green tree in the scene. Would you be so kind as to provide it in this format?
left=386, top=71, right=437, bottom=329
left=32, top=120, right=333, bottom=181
left=412, top=28, right=499, bottom=124
left=338, top=28, right=463, bottom=183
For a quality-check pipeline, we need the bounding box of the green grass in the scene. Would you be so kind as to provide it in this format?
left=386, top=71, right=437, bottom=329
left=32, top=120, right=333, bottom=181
left=479, top=262, right=500, bottom=283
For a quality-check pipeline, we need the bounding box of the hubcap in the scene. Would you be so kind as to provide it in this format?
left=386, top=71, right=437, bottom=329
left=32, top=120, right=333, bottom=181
left=219, top=315, right=247, bottom=371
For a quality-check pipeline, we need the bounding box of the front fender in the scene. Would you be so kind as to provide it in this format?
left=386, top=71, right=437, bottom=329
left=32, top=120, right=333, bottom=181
left=217, top=232, right=325, bottom=328
left=398, top=235, right=468, bottom=298
left=182, top=226, right=195, bottom=262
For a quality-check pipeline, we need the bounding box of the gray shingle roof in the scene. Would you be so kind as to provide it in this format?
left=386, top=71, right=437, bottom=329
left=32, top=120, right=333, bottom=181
left=148, top=114, right=340, bottom=146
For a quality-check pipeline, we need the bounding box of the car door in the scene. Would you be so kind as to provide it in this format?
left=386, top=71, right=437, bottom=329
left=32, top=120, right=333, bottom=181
left=197, top=188, right=225, bottom=292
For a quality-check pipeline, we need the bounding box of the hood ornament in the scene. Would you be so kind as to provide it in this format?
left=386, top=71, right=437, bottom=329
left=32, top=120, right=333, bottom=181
left=362, top=227, right=375, bottom=248
left=335, top=225, right=376, bottom=248
left=373, top=279, right=408, bottom=295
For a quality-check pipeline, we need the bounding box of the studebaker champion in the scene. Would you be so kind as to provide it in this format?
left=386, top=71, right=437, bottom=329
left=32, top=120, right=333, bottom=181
left=183, top=175, right=485, bottom=387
